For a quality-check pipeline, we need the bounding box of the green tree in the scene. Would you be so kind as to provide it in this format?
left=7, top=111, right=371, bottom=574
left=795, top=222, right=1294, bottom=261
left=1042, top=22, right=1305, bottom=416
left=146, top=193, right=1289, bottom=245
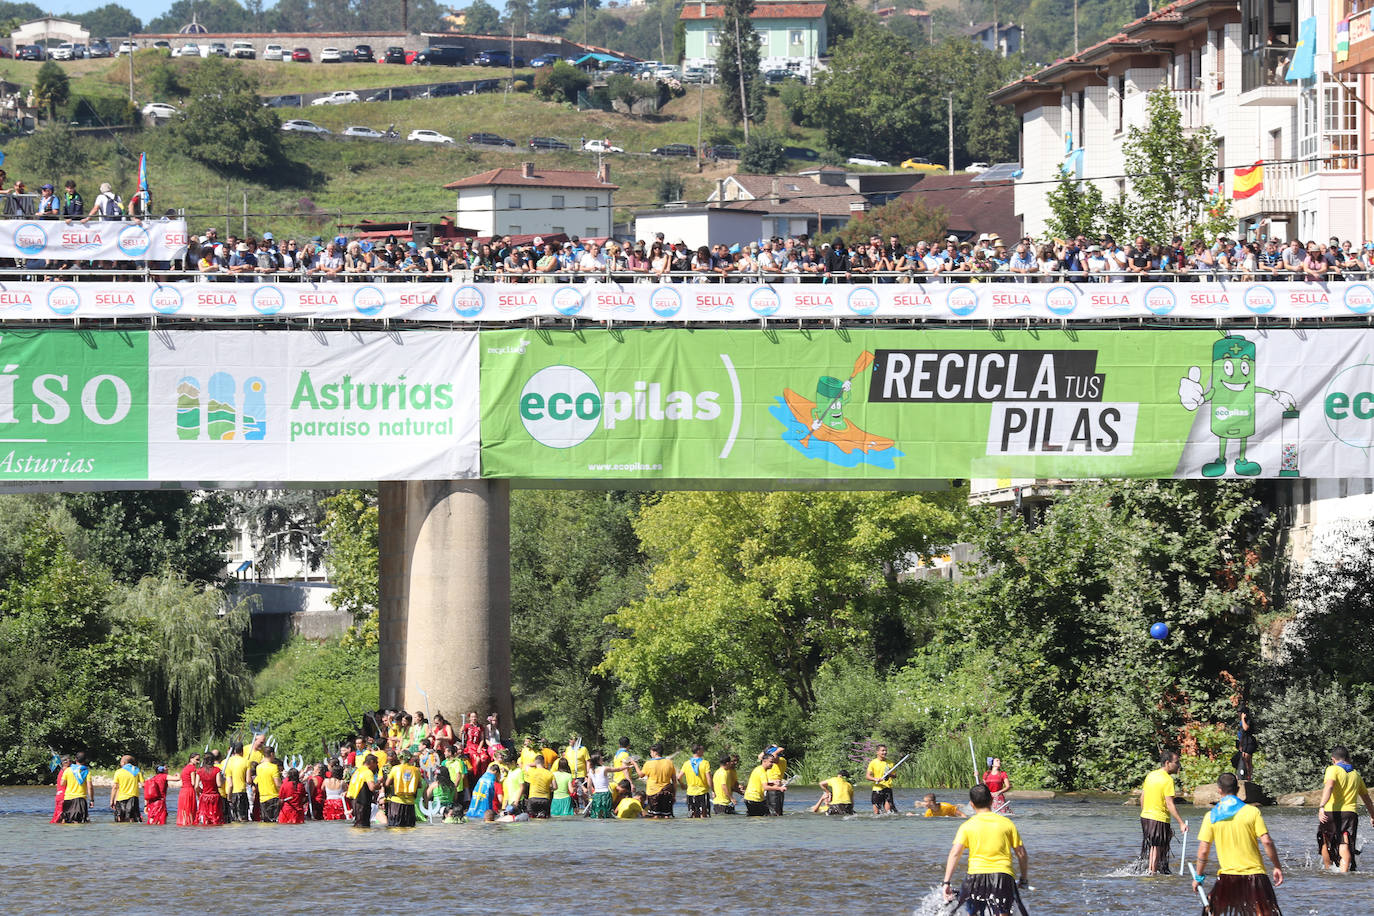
left=166, top=56, right=284, bottom=176
left=739, top=125, right=786, bottom=173
left=655, top=171, right=684, bottom=204
left=63, top=491, right=233, bottom=585
left=79, top=3, right=143, bottom=38
left=715, top=0, right=766, bottom=132
left=1043, top=164, right=1105, bottom=241
left=33, top=61, right=70, bottom=120
left=13, top=124, right=89, bottom=178
left=1120, top=88, right=1227, bottom=243
left=228, top=489, right=331, bottom=577
left=534, top=60, right=591, bottom=103
left=321, top=489, right=379, bottom=620
left=840, top=196, right=948, bottom=247
left=505, top=0, right=532, bottom=31
left=464, top=0, right=503, bottom=33
left=233, top=639, right=378, bottom=756
left=800, top=27, right=923, bottom=160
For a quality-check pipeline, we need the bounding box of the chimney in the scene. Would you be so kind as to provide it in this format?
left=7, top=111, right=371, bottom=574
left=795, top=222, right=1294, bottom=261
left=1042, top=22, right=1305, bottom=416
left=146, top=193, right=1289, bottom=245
left=597, top=161, right=610, bottom=184
left=771, top=177, right=779, bottom=202
left=700, top=1, right=707, bottom=15
left=521, top=161, right=535, bottom=178
left=715, top=178, right=725, bottom=203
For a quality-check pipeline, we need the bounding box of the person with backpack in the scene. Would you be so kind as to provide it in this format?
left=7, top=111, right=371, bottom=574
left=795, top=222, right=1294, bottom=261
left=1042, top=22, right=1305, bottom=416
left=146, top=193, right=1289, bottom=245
left=85, top=182, right=123, bottom=221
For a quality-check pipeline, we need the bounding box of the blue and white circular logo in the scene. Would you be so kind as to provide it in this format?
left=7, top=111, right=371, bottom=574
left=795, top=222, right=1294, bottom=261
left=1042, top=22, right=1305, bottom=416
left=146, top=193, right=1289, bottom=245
left=1045, top=285, right=1077, bottom=316
left=552, top=285, right=584, bottom=316
left=848, top=286, right=880, bottom=316
left=14, top=222, right=46, bottom=257
left=150, top=286, right=183, bottom=315
left=748, top=286, right=779, bottom=317
left=451, top=285, right=483, bottom=318
left=116, top=224, right=151, bottom=258
left=1345, top=283, right=1374, bottom=315
left=650, top=286, right=682, bottom=318
left=1243, top=285, right=1276, bottom=315
left=252, top=285, right=285, bottom=315
left=1144, top=285, right=1177, bottom=316
left=351, top=285, right=385, bottom=316
left=947, top=286, right=978, bottom=317
left=47, top=284, right=79, bottom=316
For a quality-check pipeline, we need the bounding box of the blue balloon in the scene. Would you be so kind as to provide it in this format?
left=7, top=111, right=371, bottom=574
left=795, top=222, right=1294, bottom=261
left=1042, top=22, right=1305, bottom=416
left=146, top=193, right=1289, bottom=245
left=1150, top=621, right=1170, bottom=640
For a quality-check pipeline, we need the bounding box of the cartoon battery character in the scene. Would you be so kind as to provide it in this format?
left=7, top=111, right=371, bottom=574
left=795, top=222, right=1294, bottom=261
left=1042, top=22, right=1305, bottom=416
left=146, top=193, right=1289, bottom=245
left=1178, top=336, right=1295, bottom=477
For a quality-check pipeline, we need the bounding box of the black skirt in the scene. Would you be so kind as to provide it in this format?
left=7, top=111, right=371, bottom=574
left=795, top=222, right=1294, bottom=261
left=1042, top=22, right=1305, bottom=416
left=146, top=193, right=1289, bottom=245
left=1206, top=874, right=1282, bottom=916
left=955, top=873, right=1029, bottom=916
left=1140, top=817, right=1174, bottom=871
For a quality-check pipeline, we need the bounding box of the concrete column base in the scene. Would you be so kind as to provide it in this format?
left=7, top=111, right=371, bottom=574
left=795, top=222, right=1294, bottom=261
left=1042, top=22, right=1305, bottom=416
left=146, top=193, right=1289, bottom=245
left=378, top=479, right=513, bottom=736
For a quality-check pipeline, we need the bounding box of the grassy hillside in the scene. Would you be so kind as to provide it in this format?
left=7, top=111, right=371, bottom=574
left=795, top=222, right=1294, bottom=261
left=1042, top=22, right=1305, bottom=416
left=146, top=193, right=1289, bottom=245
left=0, top=55, right=833, bottom=235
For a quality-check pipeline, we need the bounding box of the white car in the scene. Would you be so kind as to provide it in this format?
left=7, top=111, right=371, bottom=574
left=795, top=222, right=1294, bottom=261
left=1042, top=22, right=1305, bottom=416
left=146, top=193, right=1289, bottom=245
left=311, top=90, right=360, bottom=106
left=408, top=129, right=454, bottom=144
left=262, top=44, right=285, bottom=61
left=342, top=126, right=385, bottom=138
left=203, top=42, right=229, bottom=57
left=320, top=47, right=341, bottom=63
left=231, top=41, right=256, bottom=59
left=50, top=43, right=74, bottom=60
left=965, top=161, right=991, bottom=174
left=174, top=42, right=200, bottom=58
left=846, top=154, right=891, bottom=167
left=653, top=65, right=679, bottom=80
left=116, top=40, right=137, bottom=56
left=282, top=119, right=331, bottom=135
left=141, top=102, right=179, bottom=119
left=582, top=139, right=623, bottom=153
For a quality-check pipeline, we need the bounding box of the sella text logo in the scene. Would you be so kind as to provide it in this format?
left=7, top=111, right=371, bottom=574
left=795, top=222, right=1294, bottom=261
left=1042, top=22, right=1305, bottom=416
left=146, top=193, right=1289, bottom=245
left=518, top=364, right=720, bottom=449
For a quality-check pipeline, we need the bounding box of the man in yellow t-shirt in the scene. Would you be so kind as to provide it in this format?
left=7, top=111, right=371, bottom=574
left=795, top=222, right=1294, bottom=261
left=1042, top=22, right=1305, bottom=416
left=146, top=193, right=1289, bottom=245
left=636, top=744, right=679, bottom=818
left=109, top=755, right=143, bottom=822
left=615, top=791, right=645, bottom=818
left=60, top=751, right=94, bottom=823
left=612, top=737, right=634, bottom=779
left=518, top=737, right=540, bottom=770
left=385, top=752, right=423, bottom=827
left=712, top=754, right=740, bottom=814
left=763, top=746, right=788, bottom=816
left=223, top=744, right=251, bottom=822
left=744, top=752, right=783, bottom=817
left=565, top=735, right=591, bottom=779
left=820, top=770, right=855, bottom=816
left=919, top=793, right=964, bottom=818
left=255, top=750, right=282, bottom=822
left=866, top=744, right=897, bottom=815
left=523, top=755, right=555, bottom=818
left=347, top=752, right=380, bottom=828
left=942, top=784, right=1029, bottom=914
left=502, top=759, right=527, bottom=816
left=1139, top=750, right=1187, bottom=874
left=1318, top=745, right=1374, bottom=872
left=1195, top=772, right=1284, bottom=911
left=680, top=745, right=712, bottom=818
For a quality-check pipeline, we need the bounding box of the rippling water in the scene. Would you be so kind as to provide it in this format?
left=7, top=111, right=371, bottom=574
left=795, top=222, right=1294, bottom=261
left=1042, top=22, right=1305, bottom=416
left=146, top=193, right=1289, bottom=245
left=0, top=785, right=1365, bottom=915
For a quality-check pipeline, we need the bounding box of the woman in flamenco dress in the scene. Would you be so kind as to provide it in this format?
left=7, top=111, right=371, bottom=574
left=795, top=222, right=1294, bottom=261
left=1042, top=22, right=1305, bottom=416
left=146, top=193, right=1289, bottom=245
left=321, top=764, right=348, bottom=820
left=49, top=757, right=68, bottom=824
left=195, top=756, right=224, bottom=825
left=175, top=753, right=201, bottom=826
left=276, top=768, right=305, bottom=824
left=143, top=765, right=169, bottom=825
left=460, top=712, right=488, bottom=787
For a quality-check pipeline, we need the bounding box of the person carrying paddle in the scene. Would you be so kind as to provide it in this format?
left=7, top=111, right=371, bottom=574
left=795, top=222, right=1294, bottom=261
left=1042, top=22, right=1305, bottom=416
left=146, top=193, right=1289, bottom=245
left=983, top=758, right=1011, bottom=812
left=942, top=783, right=1030, bottom=916
left=866, top=744, right=897, bottom=814
left=1139, top=750, right=1187, bottom=875
left=1194, top=772, right=1284, bottom=915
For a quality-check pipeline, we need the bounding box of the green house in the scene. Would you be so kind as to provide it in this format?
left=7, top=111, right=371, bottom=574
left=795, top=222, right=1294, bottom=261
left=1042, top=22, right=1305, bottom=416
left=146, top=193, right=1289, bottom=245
left=680, top=1, right=828, bottom=74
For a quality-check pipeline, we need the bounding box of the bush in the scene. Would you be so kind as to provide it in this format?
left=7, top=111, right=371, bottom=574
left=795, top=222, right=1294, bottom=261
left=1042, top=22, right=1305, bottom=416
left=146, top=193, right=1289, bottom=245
left=166, top=56, right=284, bottom=177
left=739, top=126, right=786, bottom=174
left=1255, top=681, right=1374, bottom=793
left=534, top=61, right=591, bottom=104
left=778, top=78, right=807, bottom=125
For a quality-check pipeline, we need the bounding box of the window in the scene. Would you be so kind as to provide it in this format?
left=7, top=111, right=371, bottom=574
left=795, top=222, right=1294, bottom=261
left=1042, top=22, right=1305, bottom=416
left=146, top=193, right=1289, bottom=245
left=551, top=225, right=564, bottom=233
left=507, top=225, right=521, bottom=234
left=1269, top=127, right=1282, bottom=159
left=790, top=29, right=804, bottom=45
left=584, top=196, right=598, bottom=210
left=552, top=194, right=564, bottom=209
left=1113, top=74, right=1125, bottom=134
left=1322, top=81, right=1358, bottom=169
left=585, top=227, right=598, bottom=237
left=706, top=30, right=719, bottom=46
left=1214, top=28, right=1225, bottom=91
left=507, top=193, right=521, bottom=208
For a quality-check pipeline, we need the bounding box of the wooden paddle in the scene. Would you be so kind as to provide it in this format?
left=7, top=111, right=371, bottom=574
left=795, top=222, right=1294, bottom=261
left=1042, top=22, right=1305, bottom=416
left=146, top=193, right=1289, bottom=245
left=800, top=350, right=876, bottom=447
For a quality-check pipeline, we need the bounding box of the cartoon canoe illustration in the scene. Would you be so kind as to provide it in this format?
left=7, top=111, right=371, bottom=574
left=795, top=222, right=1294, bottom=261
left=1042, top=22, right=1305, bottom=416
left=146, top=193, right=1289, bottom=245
left=783, top=388, right=895, bottom=454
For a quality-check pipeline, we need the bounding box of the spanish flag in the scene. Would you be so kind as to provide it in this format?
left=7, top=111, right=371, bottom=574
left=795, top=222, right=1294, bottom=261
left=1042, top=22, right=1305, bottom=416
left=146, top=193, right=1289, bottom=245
left=1233, top=162, right=1264, bottom=200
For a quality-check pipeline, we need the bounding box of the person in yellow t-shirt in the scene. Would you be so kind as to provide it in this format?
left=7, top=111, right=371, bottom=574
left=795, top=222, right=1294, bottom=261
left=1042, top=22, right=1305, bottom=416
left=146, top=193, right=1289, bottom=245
left=523, top=755, right=555, bottom=819
left=866, top=744, right=897, bottom=815
left=712, top=754, right=740, bottom=814
left=347, top=753, right=380, bottom=828
left=1195, top=772, right=1284, bottom=912
left=820, top=770, right=855, bottom=816
left=761, top=747, right=788, bottom=815
left=518, top=737, right=540, bottom=770
left=255, top=750, right=282, bottom=822
left=616, top=791, right=646, bottom=818
left=680, top=745, right=712, bottom=818
left=1318, top=745, right=1374, bottom=872
left=917, top=793, right=964, bottom=818
left=565, top=735, right=591, bottom=779
left=1139, top=750, right=1187, bottom=874
left=223, top=744, right=251, bottom=822
left=612, top=737, right=635, bottom=780
left=60, top=751, right=94, bottom=823
left=942, top=784, right=1029, bottom=915
left=502, top=759, right=527, bottom=816
left=633, top=744, right=679, bottom=818
left=109, top=755, right=143, bottom=822
left=743, top=752, right=784, bottom=817
left=385, top=752, right=423, bottom=828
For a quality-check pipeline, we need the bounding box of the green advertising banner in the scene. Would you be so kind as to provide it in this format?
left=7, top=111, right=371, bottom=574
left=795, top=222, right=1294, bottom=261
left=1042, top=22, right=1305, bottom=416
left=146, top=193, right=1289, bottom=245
left=479, top=328, right=1356, bottom=481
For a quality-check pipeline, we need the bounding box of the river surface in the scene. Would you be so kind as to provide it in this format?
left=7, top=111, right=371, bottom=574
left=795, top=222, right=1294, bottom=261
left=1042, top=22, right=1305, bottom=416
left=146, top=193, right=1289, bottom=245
left=0, top=785, right=1365, bottom=914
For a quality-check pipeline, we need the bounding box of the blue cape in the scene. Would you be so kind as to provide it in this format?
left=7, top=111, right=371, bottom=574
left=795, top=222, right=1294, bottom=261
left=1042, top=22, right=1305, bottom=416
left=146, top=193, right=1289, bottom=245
left=1209, top=794, right=1245, bottom=823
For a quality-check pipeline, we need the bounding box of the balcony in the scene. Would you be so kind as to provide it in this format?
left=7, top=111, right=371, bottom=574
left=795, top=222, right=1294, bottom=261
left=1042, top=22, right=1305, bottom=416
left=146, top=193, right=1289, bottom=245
left=1232, top=160, right=1298, bottom=219
left=1170, top=89, right=1205, bottom=130
left=1240, top=47, right=1300, bottom=106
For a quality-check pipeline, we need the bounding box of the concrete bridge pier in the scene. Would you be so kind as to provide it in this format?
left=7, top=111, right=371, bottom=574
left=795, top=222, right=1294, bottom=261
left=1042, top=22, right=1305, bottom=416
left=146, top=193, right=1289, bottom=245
left=378, top=479, right=513, bottom=736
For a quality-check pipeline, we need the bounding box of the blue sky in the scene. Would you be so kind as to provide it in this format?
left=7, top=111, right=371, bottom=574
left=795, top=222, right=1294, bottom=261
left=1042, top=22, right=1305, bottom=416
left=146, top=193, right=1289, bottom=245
left=56, top=0, right=176, bottom=25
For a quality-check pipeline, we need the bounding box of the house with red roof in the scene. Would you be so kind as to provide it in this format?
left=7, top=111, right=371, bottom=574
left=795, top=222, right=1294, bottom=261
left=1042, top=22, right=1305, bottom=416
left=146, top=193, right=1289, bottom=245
left=444, top=162, right=619, bottom=239
left=680, top=1, right=827, bottom=76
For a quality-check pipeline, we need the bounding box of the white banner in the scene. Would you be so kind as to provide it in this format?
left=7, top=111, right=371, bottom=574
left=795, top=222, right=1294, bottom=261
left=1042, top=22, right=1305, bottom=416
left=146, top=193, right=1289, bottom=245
left=0, top=220, right=189, bottom=261
left=0, top=278, right=1369, bottom=321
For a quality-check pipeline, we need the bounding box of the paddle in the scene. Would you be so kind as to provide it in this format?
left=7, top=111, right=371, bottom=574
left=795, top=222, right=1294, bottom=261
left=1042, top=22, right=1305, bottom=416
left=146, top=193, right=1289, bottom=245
left=800, top=350, right=875, bottom=447
left=878, top=753, right=910, bottom=783
left=1179, top=818, right=1189, bottom=876
left=1186, top=863, right=1212, bottom=914
left=415, top=685, right=431, bottom=723
left=968, top=737, right=980, bottom=786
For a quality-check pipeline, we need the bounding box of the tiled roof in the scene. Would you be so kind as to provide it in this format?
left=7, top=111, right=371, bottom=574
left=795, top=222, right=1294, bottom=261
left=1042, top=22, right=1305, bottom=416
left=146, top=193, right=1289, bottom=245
left=680, top=2, right=827, bottom=20
left=899, top=174, right=1017, bottom=243
left=444, top=167, right=619, bottom=190
left=715, top=173, right=866, bottom=216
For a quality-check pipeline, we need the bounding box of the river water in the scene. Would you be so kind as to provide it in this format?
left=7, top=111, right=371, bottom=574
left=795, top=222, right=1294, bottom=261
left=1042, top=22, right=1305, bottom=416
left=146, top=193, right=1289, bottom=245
left=0, top=785, right=1364, bottom=914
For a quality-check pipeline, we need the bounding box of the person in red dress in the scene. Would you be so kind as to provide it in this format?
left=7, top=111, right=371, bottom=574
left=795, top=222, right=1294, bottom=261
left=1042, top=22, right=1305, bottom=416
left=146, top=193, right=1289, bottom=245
left=461, top=711, right=488, bottom=788
left=175, top=753, right=201, bottom=826
left=304, top=764, right=326, bottom=820
left=981, top=757, right=1011, bottom=813
left=431, top=714, right=455, bottom=753
left=196, top=757, right=224, bottom=825
left=143, top=765, right=169, bottom=825
left=50, top=757, right=68, bottom=824
left=322, top=764, right=348, bottom=820
left=276, top=768, right=306, bottom=824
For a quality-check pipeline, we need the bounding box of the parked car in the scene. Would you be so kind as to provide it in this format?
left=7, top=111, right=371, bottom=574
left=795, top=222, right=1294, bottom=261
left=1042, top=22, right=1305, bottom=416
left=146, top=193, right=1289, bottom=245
left=353, top=44, right=375, bottom=62
left=528, top=136, right=570, bottom=151
left=264, top=94, right=303, bottom=108
left=468, top=79, right=501, bottom=94
left=408, top=128, right=455, bottom=144
left=291, top=47, right=312, bottom=62
left=467, top=132, right=515, bottom=147
left=704, top=143, right=739, bottom=159
left=282, top=119, right=331, bottom=134
left=338, top=49, right=355, bottom=63
left=320, top=47, right=341, bottom=63
left=965, top=161, right=991, bottom=174
left=116, top=40, right=137, bottom=56
left=899, top=156, right=945, bottom=172
left=152, top=40, right=172, bottom=53
left=141, top=102, right=179, bottom=119
left=582, top=138, right=623, bottom=153
left=231, top=41, right=256, bottom=59
left=783, top=145, right=819, bottom=161
left=16, top=44, right=42, bottom=61
left=474, top=49, right=510, bottom=66
left=204, top=42, right=229, bottom=57
left=383, top=46, right=407, bottom=64
left=608, top=60, right=638, bottom=74
left=682, top=66, right=708, bottom=83
left=530, top=53, right=559, bottom=67
left=88, top=39, right=112, bottom=58
left=342, top=126, right=386, bottom=138
left=847, top=154, right=891, bottom=167
left=762, top=68, right=798, bottom=84
left=50, top=42, right=74, bottom=60
left=415, top=45, right=466, bottom=66
left=311, top=90, right=360, bottom=106
left=173, top=42, right=201, bottom=59
left=365, top=87, right=411, bottom=102
left=263, top=44, right=285, bottom=61
left=653, top=65, right=679, bottom=80
left=651, top=143, right=696, bottom=158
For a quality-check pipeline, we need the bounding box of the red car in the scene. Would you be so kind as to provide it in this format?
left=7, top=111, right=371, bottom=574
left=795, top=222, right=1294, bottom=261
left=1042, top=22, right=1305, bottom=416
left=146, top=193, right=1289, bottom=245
left=291, top=47, right=312, bottom=62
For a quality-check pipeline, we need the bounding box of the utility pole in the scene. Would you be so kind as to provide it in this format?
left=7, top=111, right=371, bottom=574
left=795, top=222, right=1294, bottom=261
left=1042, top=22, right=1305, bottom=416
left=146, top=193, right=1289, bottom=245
left=696, top=79, right=705, bottom=171
left=946, top=94, right=954, bottom=173
left=735, top=16, right=749, bottom=142
left=1074, top=0, right=1079, bottom=53
left=127, top=32, right=134, bottom=102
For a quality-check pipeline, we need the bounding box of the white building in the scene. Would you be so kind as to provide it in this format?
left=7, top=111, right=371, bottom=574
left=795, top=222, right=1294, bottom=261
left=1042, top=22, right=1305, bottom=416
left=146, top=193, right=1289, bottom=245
left=445, top=162, right=618, bottom=239
left=991, top=0, right=1361, bottom=243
